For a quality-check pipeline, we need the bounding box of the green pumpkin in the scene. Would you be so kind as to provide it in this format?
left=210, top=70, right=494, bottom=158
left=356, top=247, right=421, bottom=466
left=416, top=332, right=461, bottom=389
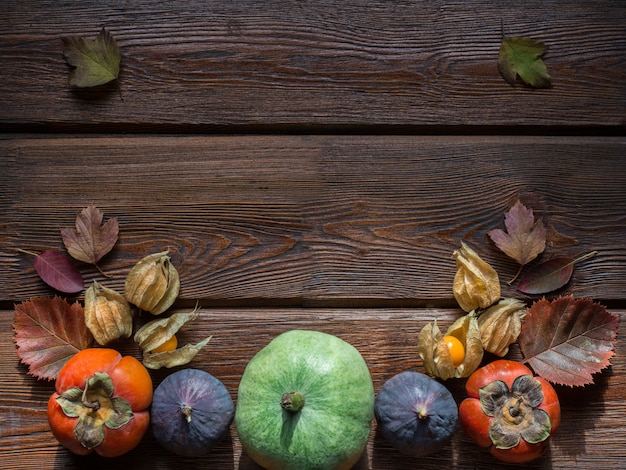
left=235, top=330, right=374, bottom=470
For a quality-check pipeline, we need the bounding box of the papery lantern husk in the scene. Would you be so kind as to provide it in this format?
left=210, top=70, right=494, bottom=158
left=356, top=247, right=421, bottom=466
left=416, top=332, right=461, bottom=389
left=453, top=242, right=501, bottom=312
left=124, top=250, right=180, bottom=315
left=84, top=280, right=132, bottom=345
left=134, top=307, right=211, bottom=369
left=418, top=312, right=484, bottom=380
left=478, top=298, right=526, bottom=357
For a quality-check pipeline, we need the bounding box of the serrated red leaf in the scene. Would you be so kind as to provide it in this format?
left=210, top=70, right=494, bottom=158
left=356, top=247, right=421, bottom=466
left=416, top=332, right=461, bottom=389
left=33, top=249, right=84, bottom=293
left=14, top=296, right=93, bottom=380
left=61, top=204, right=119, bottom=265
left=518, top=256, right=574, bottom=294
left=519, top=296, right=618, bottom=387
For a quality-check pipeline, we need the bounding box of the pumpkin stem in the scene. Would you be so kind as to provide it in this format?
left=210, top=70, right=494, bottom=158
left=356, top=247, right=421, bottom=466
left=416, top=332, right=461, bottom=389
left=280, top=391, right=305, bottom=413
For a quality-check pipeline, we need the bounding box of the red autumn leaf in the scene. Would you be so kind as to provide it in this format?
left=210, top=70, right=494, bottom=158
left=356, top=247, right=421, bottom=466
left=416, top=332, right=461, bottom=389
left=519, top=296, right=618, bottom=387
left=518, top=251, right=598, bottom=295
left=518, top=256, right=574, bottom=294
left=488, top=200, right=546, bottom=278
left=33, top=249, right=84, bottom=293
left=14, top=296, right=93, bottom=380
left=61, top=204, right=119, bottom=265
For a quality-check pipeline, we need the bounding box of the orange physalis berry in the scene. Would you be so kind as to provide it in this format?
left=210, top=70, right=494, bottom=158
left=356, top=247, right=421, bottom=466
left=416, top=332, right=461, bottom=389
left=443, top=335, right=465, bottom=367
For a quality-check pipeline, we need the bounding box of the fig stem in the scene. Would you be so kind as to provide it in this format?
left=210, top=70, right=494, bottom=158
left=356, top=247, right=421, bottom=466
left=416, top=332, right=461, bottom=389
left=280, top=391, right=305, bottom=413
left=181, top=404, right=193, bottom=423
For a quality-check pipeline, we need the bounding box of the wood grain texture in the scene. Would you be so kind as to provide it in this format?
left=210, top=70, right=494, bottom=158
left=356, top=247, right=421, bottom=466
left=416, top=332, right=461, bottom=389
left=2, top=135, right=625, bottom=307
left=1, top=308, right=624, bottom=469
left=1, top=1, right=624, bottom=131
left=1, top=2, right=624, bottom=468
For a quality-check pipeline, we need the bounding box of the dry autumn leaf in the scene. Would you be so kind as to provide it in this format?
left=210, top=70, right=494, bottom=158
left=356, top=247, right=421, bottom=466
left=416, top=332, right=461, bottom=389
left=488, top=199, right=546, bottom=282
left=62, top=28, right=120, bottom=87
left=14, top=296, right=93, bottom=380
left=519, top=296, right=618, bottom=387
left=61, top=204, right=119, bottom=266
left=499, top=36, right=551, bottom=88
left=33, top=249, right=84, bottom=293
left=518, top=251, right=597, bottom=295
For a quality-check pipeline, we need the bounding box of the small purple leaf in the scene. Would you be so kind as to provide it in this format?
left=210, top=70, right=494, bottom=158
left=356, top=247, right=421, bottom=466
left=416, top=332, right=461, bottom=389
left=33, top=250, right=84, bottom=293
left=518, top=257, right=574, bottom=294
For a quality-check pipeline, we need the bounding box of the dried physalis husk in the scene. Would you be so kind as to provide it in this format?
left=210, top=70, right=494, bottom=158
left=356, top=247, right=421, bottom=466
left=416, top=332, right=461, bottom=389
left=453, top=242, right=500, bottom=312
left=418, top=312, right=484, bottom=380
left=124, top=250, right=180, bottom=315
left=84, top=280, right=132, bottom=345
left=477, top=298, right=526, bottom=357
left=134, top=307, right=211, bottom=369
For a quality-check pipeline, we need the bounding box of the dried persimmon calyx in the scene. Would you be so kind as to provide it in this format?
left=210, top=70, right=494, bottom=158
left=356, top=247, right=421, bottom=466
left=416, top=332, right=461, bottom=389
left=480, top=375, right=551, bottom=449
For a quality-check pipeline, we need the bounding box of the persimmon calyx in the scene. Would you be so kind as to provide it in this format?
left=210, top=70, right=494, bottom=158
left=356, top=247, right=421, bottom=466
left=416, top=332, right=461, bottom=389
left=479, top=375, right=551, bottom=450
left=56, top=372, right=134, bottom=449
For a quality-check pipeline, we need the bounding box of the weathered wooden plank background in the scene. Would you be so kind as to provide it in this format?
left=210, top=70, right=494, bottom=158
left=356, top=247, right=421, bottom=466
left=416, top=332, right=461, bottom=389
left=3, top=135, right=626, bottom=306
left=1, top=1, right=625, bottom=469
left=1, top=1, right=624, bottom=132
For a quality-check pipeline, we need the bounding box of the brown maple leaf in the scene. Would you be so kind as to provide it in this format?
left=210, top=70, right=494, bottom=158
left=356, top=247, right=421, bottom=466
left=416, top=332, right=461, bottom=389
left=61, top=204, right=119, bottom=266
left=14, top=296, right=93, bottom=380
left=519, top=296, right=618, bottom=387
left=488, top=199, right=546, bottom=282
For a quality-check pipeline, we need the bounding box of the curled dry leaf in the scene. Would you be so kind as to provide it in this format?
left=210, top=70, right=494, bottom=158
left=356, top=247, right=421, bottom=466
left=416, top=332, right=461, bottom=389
left=60, top=204, right=119, bottom=266
left=519, top=296, right=618, bottom=387
left=14, top=296, right=93, bottom=380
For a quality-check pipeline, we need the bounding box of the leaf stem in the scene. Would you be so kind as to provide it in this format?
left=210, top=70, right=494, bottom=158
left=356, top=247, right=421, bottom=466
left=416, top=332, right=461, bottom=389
left=507, top=264, right=523, bottom=285
left=574, top=250, right=598, bottom=264
left=94, top=263, right=111, bottom=278
left=550, top=251, right=598, bottom=274
left=511, top=251, right=597, bottom=287
left=15, top=248, right=40, bottom=257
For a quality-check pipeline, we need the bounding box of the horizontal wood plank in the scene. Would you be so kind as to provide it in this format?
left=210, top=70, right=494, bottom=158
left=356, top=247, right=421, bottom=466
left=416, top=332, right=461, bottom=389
left=1, top=307, right=624, bottom=469
left=2, top=135, right=625, bottom=307
left=1, top=1, right=624, bottom=131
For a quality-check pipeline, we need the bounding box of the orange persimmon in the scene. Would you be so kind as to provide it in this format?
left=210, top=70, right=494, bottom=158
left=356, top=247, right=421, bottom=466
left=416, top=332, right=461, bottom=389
left=47, top=348, right=153, bottom=457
